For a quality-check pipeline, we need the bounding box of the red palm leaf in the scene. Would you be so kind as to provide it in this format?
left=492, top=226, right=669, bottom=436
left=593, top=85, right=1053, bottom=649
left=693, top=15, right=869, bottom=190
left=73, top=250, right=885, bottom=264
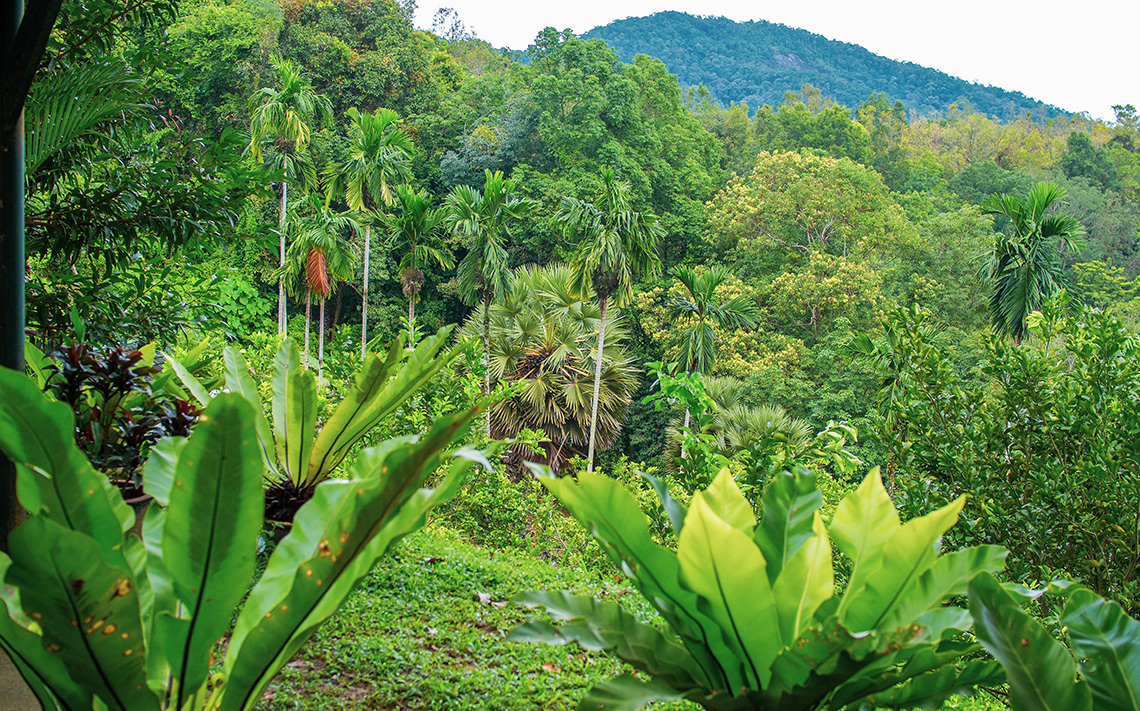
left=306, top=248, right=330, bottom=298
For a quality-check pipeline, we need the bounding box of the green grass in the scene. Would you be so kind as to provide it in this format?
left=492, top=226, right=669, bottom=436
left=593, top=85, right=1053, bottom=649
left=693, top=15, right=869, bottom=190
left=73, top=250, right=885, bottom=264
left=258, top=524, right=1009, bottom=711
left=258, top=525, right=697, bottom=711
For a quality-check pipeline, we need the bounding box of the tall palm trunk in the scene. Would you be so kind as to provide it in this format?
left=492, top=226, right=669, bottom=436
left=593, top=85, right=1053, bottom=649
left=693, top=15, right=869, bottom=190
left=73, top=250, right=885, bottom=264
left=408, top=291, right=416, bottom=340
left=482, top=290, right=492, bottom=438
left=318, top=296, right=326, bottom=386
left=587, top=296, right=607, bottom=473
left=303, top=290, right=311, bottom=369
left=278, top=174, right=288, bottom=337
left=361, top=223, right=370, bottom=358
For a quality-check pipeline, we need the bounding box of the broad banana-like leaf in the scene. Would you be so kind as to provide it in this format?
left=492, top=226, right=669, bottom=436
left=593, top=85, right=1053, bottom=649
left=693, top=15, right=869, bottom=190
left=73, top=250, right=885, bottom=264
left=877, top=545, right=1007, bottom=632
left=578, top=674, right=687, bottom=711
left=968, top=572, right=1092, bottom=711
left=140, top=436, right=187, bottom=507
left=270, top=341, right=317, bottom=486
left=698, top=469, right=755, bottom=531
left=1063, top=588, right=1140, bottom=711
left=303, top=326, right=460, bottom=488
left=218, top=409, right=483, bottom=711
left=831, top=468, right=899, bottom=619
left=538, top=469, right=732, bottom=693
left=5, top=518, right=157, bottom=711
left=755, top=468, right=823, bottom=587
left=0, top=555, right=92, bottom=711
left=510, top=591, right=709, bottom=690
left=156, top=394, right=265, bottom=709
left=640, top=471, right=686, bottom=535
left=164, top=355, right=211, bottom=407
left=841, top=493, right=965, bottom=632
left=677, top=495, right=780, bottom=691
left=0, top=366, right=131, bottom=565
left=223, top=345, right=278, bottom=480
left=771, top=511, right=833, bottom=643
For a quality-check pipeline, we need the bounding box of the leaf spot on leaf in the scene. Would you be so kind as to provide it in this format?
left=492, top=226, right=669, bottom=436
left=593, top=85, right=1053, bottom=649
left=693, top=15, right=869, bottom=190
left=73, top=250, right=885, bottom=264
left=102, top=624, right=118, bottom=635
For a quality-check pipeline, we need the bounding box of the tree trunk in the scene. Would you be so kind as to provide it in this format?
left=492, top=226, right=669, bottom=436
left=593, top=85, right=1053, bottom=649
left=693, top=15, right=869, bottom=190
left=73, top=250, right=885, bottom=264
left=483, top=290, right=492, bottom=438
left=361, top=223, right=370, bottom=358
left=318, top=296, right=326, bottom=386
left=277, top=175, right=288, bottom=337
left=303, top=290, right=311, bottom=369
left=408, top=290, right=415, bottom=342
left=587, top=296, right=607, bottom=473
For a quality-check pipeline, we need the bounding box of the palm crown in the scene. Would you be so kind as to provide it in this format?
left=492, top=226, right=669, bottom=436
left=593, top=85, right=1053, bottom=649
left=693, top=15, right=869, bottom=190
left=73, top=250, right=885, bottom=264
left=980, top=181, right=1085, bottom=341
left=561, top=167, right=663, bottom=307
left=669, top=265, right=759, bottom=376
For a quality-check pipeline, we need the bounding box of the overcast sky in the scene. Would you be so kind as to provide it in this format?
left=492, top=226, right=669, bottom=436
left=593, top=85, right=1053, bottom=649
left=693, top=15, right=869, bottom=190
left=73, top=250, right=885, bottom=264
left=412, top=0, right=1138, bottom=121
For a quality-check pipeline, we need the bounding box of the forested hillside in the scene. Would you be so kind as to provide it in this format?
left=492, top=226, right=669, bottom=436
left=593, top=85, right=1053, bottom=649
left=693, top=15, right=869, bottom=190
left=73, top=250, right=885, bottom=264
left=8, top=1, right=1140, bottom=708
left=584, top=11, right=1063, bottom=117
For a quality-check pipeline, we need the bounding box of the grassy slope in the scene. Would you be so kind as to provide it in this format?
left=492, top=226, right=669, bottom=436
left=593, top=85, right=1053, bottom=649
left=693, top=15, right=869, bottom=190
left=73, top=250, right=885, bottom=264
left=259, top=526, right=697, bottom=710
left=260, top=524, right=1007, bottom=710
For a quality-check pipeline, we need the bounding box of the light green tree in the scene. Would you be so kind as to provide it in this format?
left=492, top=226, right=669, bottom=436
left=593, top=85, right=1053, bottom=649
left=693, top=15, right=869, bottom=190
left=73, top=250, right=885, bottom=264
left=981, top=182, right=1085, bottom=341
left=561, top=168, right=663, bottom=471
left=248, top=56, right=331, bottom=336
left=324, top=107, right=413, bottom=355
left=446, top=170, right=538, bottom=433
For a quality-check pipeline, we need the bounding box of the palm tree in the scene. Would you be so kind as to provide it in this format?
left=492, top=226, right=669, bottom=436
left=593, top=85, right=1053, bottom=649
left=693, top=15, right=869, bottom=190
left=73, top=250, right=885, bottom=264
left=383, top=184, right=454, bottom=335
left=248, top=56, right=331, bottom=337
left=446, top=169, right=538, bottom=433
left=276, top=197, right=360, bottom=383
left=560, top=168, right=663, bottom=471
left=458, top=264, right=638, bottom=474
left=668, top=265, right=758, bottom=428
left=324, top=107, right=414, bottom=356
left=980, top=182, right=1085, bottom=342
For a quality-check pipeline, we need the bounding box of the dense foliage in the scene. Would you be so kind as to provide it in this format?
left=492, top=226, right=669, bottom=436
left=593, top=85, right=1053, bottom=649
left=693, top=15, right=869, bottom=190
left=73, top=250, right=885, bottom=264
left=10, top=0, right=1140, bottom=707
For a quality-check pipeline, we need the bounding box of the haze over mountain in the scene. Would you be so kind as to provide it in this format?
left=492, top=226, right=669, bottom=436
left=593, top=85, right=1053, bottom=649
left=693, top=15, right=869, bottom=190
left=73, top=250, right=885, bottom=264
left=582, top=11, right=1065, bottom=118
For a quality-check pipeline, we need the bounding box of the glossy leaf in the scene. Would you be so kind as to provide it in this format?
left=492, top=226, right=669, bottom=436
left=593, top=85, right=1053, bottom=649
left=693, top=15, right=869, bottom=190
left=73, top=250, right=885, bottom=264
left=678, top=494, right=780, bottom=690
left=1063, top=588, right=1140, bottom=711
left=698, top=468, right=755, bottom=531
left=968, top=572, right=1092, bottom=711
left=755, top=468, right=823, bottom=585
left=223, top=345, right=277, bottom=479
left=140, top=436, right=186, bottom=508
left=771, top=511, right=833, bottom=643
left=831, top=468, right=899, bottom=619
left=578, top=674, right=686, bottom=711
left=841, top=493, right=965, bottom=632
left=877, top=545, right=1007, bottom=632
left=510, top=591, right=708, bottom=690
left=0, top=555, right=92, bottom=711
left=640, top=470, right=687, bottom=535
left=270, top=341, right=317, bottom=486
left=157, top=394, right=265, bottom=708
left=0, top=366, right=131, bottom=565
left=5, top=518, right=157, bottom=711
left=165, top=354, right=211, bottom=407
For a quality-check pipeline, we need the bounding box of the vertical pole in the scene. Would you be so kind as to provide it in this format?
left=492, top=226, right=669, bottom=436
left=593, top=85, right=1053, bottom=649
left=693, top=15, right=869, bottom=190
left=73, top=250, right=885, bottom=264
left=0, top=0, right=25, bottom=553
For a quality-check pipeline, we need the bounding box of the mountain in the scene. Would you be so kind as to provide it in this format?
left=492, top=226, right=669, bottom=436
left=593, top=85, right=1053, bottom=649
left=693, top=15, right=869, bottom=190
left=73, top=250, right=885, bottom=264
left=583, top=12, right=1064, bottom=118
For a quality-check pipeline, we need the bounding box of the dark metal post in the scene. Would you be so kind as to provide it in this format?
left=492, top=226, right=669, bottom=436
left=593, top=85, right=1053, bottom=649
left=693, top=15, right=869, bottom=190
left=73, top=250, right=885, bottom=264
left=0, top=0, right=26, bottom=553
